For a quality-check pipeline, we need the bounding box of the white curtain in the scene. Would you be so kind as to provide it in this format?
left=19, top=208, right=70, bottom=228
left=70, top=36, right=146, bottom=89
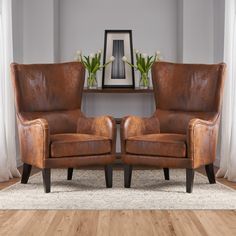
left=216, top=0, right=236, bottom=182
left=0, top=0, right=20, bottom=182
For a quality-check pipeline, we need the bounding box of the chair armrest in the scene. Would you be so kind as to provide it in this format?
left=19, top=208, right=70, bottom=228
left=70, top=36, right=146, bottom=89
left=77, top=115, right=115, bottom=139
left=120, top=115, right=160, bottom=140
left=17, top=114, right=50, bottom=168
left=187, top=115, right=220, bottom=168
left=19, top=115, right=49, bottom=129
left=77, top=115, right=116, bottom=153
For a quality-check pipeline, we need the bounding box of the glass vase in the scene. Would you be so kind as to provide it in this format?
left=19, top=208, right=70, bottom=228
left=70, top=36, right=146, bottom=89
left=139, top=72, right=150, bottom=89
left=87, top=72, right=98, bottom=89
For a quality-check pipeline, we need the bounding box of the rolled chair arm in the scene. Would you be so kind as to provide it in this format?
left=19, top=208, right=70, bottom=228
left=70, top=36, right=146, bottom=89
left=77, top=115, right=116, bottom=153
left=187, top=115, right=220, bottom=168
left=17, top=114, right=50, bottom=168
left=19, top=115, right=49, bottom=129
left=121, top=115, right=160, bottom=140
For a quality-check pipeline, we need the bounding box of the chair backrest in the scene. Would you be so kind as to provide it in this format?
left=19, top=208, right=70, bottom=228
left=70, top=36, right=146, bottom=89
left=152, top=62, right=226, bottom=134
left=11, top=62, right=85, bottom=134
left=11, top=62, right=85, bottom=112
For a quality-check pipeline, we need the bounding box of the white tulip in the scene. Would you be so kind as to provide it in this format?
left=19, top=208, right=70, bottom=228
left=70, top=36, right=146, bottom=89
left=135, top=49, right=139, bottom=54
left=155, top=51, right=161, bottom=56
left=142, top=53, right=147, bottom=59
left=98, top=49, right=102, bottom=54
left=110, top=56, right=115, bottom=61
left=122, top=56, right=128, bottom=62
left=76, top=50, right=82, bottom=55
left=89, top=53, right=95, bottom=59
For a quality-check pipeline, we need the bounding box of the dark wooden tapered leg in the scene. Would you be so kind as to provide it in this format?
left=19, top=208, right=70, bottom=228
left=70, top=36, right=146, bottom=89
left=205, top=163, right=216, bottom=184
left=21, top=163, right=32, bottom=184
left=67, top=168, right=73, bottom=180
left=105, top=165, right=113, bottom=188
left=42, top=168, right=51, bottom=193
left=124, top=165, right=133, bottom=188
left=186, top=169, right=194, bottom=193
left=163, top=168, right=170, bottom=180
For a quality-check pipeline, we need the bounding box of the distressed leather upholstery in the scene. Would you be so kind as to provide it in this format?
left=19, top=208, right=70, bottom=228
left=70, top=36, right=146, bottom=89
left=11, top=62, right=116, bottom=169
left=121, top=62, right=226, bottom=192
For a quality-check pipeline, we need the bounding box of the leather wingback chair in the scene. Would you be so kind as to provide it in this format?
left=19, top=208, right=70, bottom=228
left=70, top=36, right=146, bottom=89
left=121, top=62, right=226, bottom=193
left=11, top=62, right=116, bottom=193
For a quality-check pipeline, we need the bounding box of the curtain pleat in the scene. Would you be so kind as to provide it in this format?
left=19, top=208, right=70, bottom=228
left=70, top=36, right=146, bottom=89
left=216, top=0, right=236, bottom=182
left=0, top=0, right=20, bottom=182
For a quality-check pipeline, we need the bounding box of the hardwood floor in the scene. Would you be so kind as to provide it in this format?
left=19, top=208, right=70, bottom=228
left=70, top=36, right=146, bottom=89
left=0, top=210, right=235, bottom=236
left=0, top=166, right=236, bottom=236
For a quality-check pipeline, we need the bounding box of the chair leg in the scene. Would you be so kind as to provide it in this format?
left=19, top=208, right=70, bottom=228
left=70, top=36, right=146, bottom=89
left=105, top=165, right=113, bottom=188
left=124, top=165, right=133, bottom=188
left=42, top=168, right=51, bottom=193
left=67, top=168, right=73, bottom=180
left=163, top=168, right=170, bottom=180
left=21, top=163, right=32, bottom=184
left=205, top=164, right=216, bottom=184
left=186, top=169, right=194, bottom=193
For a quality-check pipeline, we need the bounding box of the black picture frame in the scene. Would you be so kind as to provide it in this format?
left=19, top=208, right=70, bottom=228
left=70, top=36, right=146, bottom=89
left=102, top=30, right=135, bottom=88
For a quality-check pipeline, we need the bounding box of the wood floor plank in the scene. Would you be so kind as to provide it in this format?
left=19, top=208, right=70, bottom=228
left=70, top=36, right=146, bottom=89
left=96, top=211, right=111, bottom=236
left=78, top=211, right=99, bottom=235
left=215, top=210, right=236, bottom=230
left=63, top=211, right=82, bottom=235
left=21, top=211, right=56, bottom=236
left=51, top=211, right=82, bottom=236
left=194, top=211, right=236, bottom=236
left=0, top=210, right=17, bottom=226
left=0, top=211, right=34, bottom=236
left=65, top=210, right=99, bottom=235
left=172, top=211, right=209, bottom=236
left=167, top=210, right=204, bottom=236
left=184, top=211, right=209, bottom=236
left=149, top=210, right=177, bottom=236
left=128, top=210, right=156, bottom=236
left=109, top=210, right=135, bottom=236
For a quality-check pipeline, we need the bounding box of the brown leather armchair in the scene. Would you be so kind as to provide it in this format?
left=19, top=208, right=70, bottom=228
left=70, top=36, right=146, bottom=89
left=121, top=62, right=226, bottom=193
left=11, top=62, right=116, bottom=193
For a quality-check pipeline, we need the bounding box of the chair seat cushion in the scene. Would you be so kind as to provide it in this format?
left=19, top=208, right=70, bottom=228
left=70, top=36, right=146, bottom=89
left=126, top=133, right=187, bottom=158
left=50, top=133, right=111, bottom=158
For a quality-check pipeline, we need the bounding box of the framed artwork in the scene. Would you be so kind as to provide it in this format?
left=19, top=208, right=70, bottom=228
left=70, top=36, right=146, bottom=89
left=102, top=30, right=135, bottom=88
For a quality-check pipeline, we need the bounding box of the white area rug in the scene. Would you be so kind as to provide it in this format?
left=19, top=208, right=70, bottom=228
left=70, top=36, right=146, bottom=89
left=0, top=169, right=235, bottom=209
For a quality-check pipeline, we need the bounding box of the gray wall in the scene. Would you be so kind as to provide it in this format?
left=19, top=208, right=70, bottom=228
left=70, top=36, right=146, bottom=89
left=12, top=0, right=23, bottom=63
left=59, top=0, right=178, bottom=63
left=213, top=0, right=225, bottom=63
left=213, top=0, right=225, bottom=166
left=178, top=0, right=214, bottom=63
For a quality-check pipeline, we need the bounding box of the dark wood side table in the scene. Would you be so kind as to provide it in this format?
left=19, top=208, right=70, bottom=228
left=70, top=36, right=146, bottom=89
left=83, top=87, right=154, bottom=159
left=83, top=87, right=154, bottom=94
